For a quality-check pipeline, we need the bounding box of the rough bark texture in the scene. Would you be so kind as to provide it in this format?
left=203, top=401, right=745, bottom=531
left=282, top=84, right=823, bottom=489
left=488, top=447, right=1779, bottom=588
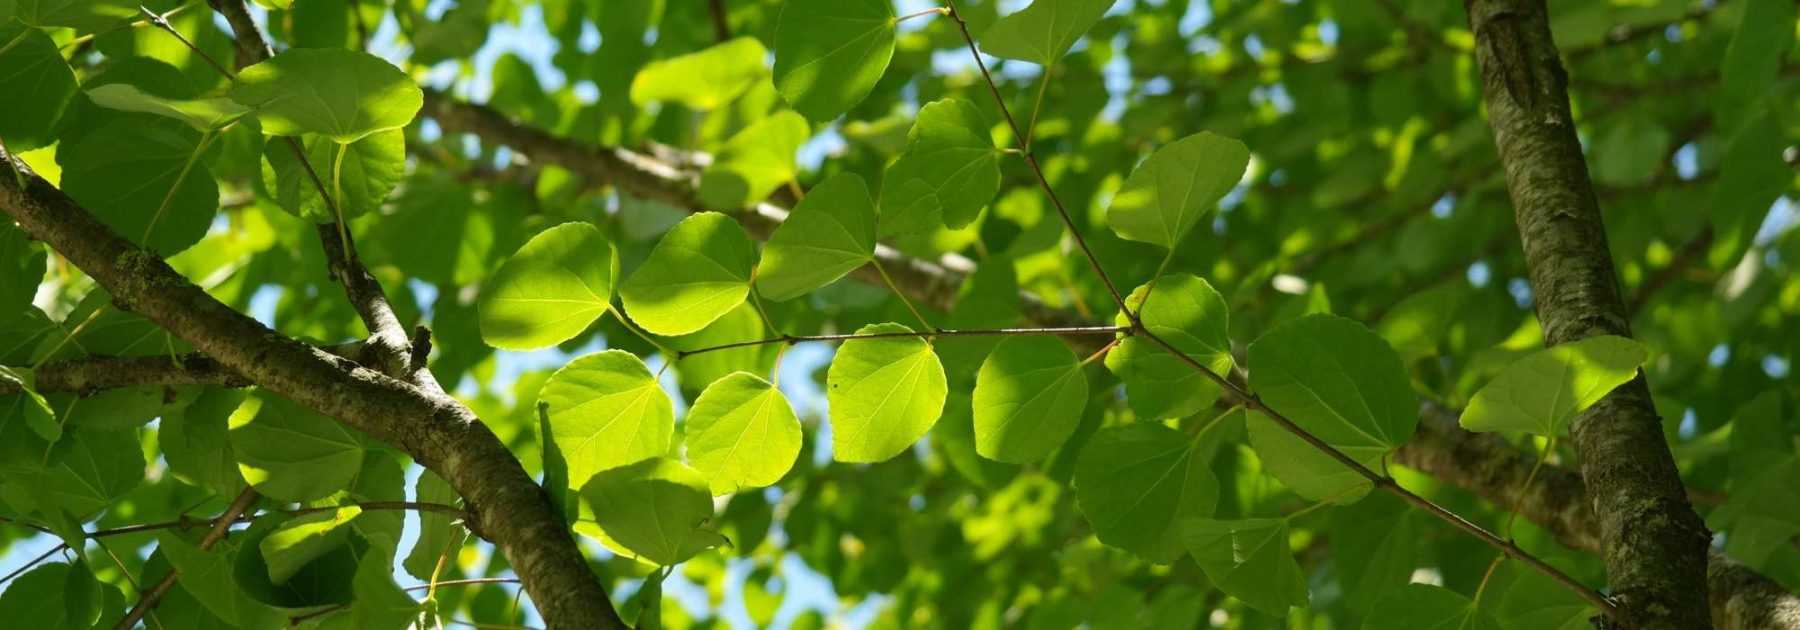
left=0, top=153, right=624, bottom=630
left=1464, top=0, right=1715, bottom=626
left=1400, top=408, right=1800, bottom=629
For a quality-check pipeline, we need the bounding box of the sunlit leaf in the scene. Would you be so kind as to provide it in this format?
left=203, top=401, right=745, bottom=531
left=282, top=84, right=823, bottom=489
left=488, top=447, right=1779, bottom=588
left=479, top=222, right=618, bottom=350
left=756, top=172, right=877, bottom=301
left=581, top=458, right=727, bottom=566
left=229, top=49, right=423, bottom=143
left=685, top=372, right=802, bottom=494
left=1461, top=335, right=1649, bottom=436
left=621, top=212, right=757, bottom=336
left=827, top=323, right=948, bottom=463
left=773, top=0, right=896, bottom=121
left=972, top=336, right=1087, bottom=463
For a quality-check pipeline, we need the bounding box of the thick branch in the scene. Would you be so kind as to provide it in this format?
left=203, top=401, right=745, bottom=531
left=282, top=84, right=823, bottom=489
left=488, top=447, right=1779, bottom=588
left=0, top=151, right=622, bottom=629
left=1465, top=1, right=1713, bottom=626
left=1399, top=408, right=1800, bottom=629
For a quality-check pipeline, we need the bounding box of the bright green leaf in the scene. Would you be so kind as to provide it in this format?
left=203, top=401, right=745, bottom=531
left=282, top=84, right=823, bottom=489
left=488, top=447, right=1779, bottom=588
left=538, top=350, right=675, bottom=490
left=756, top=172, right=877, bottom=301
left=228, top=391, right=365, bottom=502
left=879, top=98, right=1001, bottom=236
left=581, top=457, right=727, bottom=566
left=1460, top=335, right=1649, bottom=436
left=85, top=84, right=251, bottom=131
left=228, top=48, right=423, bottom=143
left=972, top=336, right=1087, bottom=463
left=1077, top=423, right=1217, bottom=562
left=259, top=505, right=362, bottom=585
left=773, top=0, right=896, bottom=121
left=1105, top=275, right=1232, bottom=420
left=1105, top=131, right=1249, bottom=249
left=620, top=212, right=756, bottom=336
left=979, top=0, right=1118, bottom=65
left=685, top=372, right=803, bottom=494
left=697, top=110, right=810, bottom=210
left=826, top=322, right=948, bottom=463
left=478, top=222, right=618, bottom=350
left=629, top=37, right=768, bottom=110
left=262, top=129, right=405, bottom=222
left=1181, top=517, right=1308, bottom=615
left=1247, top=408, right=1383, bottom=503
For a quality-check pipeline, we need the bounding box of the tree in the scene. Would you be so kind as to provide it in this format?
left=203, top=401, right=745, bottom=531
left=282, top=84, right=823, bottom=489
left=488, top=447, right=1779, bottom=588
left=0, top=0, right=1794, bottom=628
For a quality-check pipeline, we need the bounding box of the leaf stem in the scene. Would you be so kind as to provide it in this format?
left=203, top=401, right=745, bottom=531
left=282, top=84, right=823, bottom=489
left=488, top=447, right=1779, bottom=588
left=677, top=325, right=1129, bottom=359
left=895, top=7, right=949, bottom=24
left=1079, top=337, right=1121, bottom=366
left=1133, top=330, right=1618, bottom=617
left=607, top=305, right=678, bottom=360
left=942, top=0, right=1132, bottom=319
left=1023, top=71, right=1052, bottom=152
left=1503, top=436, right=1554, bottom=538
left=871, top=258, right=934, bottom=332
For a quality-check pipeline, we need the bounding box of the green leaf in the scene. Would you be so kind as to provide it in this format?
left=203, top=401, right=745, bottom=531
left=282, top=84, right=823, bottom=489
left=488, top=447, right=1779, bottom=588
left=972, top=336, right=1087, bottom=463
left=826, top=322, right=948, bottom=463
left=697, top=110, right=811, bottom=210
left=0, top=366, right=56, bottom=443
left=629, top=37, right=768, bottom=110
left=62, top=559, right=101, bottom=629
left=57, top=117, right=218, bottom=255
left=1181, top=517, right=1308, bottom=615
left=0, top=220, right=45, bottom=315
left=228, top=391, right=365, bottom=502
left=684, top=372, right=803, bottom=494
left=160, top=387, right=248, bottom=497
left=228, top=48, right=423, bottom=143
left=772, top=0, right=896, bottom=121
left=259, top=505, right=362, bottom=584
left=1076, top=423, right=1217, bottom=562
left=667, top=302, right=780, bottom=392
left=1329, top=493, right=1420, bottom=613
left=0, top=563, right=87, bottom=628
left=478, top=222, right=618, bottom=350
left=230, top=515, right=357, bottom=609
left=878, top=98, right=1002, bottom=236
left=316, top=546, right=421, bottom=630
left=28, top=427, right=144, bottom=520
left=620, top=212, right=757, bottom=336
left=1247, top=314, right=1418, bottom=465
left=85, top=84, right=251, bottom=131
left=0, top=23, right=77, bottom=151
left=4, top=0, right=135, bottom=32
left=1247, top=408, right=1383, bottom=503
left=261, top=129, right=405, bottom=222
left=1363, top=584, right=1499, bottom=630
left=1104, top=275, right=1232, bottom=420
left=1490, top=562, right=1598, bottom=630
left=1460, top=335, right=1648, bottom=436
left=402, top=470, right=466, bottom=582
left=978, top=0, right=1118, bottom=65
left=1716, top=0, right=1796, bottom=129
left=580, top=457, right=727, bottom=566
left=538, top=350, right=675, bottom=490
left=756, top=172, right=877, bottom=301
left=156, top=532, right=284, bottom=627
left=1105, top=131, right=1249, bottom=249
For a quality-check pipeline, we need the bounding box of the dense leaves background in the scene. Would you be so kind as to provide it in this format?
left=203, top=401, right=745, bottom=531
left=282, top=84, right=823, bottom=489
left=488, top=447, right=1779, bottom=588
left=0, top=0, right=1796, bottom=628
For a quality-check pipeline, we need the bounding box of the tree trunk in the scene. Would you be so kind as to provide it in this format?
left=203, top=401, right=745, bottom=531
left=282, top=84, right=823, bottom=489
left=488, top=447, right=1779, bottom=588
left=1463, top=1, right=1714, bottom=627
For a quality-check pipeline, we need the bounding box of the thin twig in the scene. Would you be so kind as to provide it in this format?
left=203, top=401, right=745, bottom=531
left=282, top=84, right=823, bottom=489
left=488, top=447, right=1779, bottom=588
left=676, top=325, right=1129, bottom=359
left=943, top=0, right=1133, bottom=319
left=707, top=0, right=731, bottom=43
left=0, top=544, right=67, bottom=586
left=116, top=487, right=260, bottom=630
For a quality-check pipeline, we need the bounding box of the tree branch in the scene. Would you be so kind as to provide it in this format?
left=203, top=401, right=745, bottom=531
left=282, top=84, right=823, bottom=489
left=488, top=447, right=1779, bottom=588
left=1464, top=2, right=1714, bottom=625
left=1398, top=406, right=1800, bottom=629
left=0, top=149, right=623, bottom=630
left=117, top=487, right=259, bottom=629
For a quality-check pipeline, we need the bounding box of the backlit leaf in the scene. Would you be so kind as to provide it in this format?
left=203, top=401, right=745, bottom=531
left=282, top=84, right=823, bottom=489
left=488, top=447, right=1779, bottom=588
left=1181, top=517, right=1308, bottom=615
left=629, top=37, right=768, bottom=110
left=621, top=212, right=756, bottom=336
left=478, top=222, right=618, bottom=350
left=979, top=0, right=1118, bottom=66
left=878, top=98, right=1001, bottom=236
left=581, top=458, right=727, bottom=566
left=827, top=322, right=948, bottom=463
left=972, top=336, right=1087, bottom=463
left=685, top=372, right=803, bottom=494
left=756, top=172, right=877, bottom=301
left=228, top=391, right=365, bottom=502
left=538, top=350, right=675, bottom=490
left=1105, top=131, right=1248, bottom=249
left=228, top=48, right=423, bottom=143
left=1461, top=335, right=1648, bottom=436
left=773, top=0, right=896, bottom=121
